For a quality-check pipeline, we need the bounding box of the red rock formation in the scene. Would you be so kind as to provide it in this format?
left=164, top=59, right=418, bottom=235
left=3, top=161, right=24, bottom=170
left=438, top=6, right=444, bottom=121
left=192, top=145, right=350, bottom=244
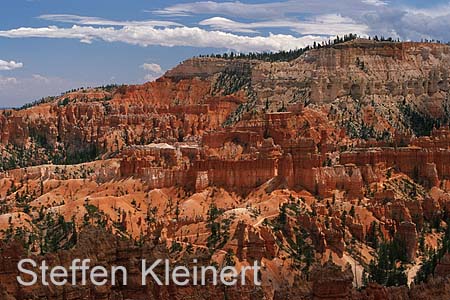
left=341, top=148, right=450, bottom=187
left=310, top=261, right=353, bottom=299
left=396, top=221, right=418, bottom=261
left=231, top=221, right=276, bottom=262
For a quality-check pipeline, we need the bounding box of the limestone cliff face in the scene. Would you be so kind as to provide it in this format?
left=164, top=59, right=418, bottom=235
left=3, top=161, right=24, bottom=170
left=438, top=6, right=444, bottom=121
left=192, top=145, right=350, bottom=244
left=165, top=57, right=255, bottom=81
left=253, top=40, right=450, bottom=107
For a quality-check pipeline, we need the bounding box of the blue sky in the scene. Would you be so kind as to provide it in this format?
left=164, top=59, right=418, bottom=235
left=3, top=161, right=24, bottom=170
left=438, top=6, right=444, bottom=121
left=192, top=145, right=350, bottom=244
left=1, top=0, right=450, bottom=106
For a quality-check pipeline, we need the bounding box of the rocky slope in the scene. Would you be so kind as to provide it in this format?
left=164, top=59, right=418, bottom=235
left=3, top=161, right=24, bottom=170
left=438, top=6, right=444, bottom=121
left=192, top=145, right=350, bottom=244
left=1, top=39, right=450, bottom=299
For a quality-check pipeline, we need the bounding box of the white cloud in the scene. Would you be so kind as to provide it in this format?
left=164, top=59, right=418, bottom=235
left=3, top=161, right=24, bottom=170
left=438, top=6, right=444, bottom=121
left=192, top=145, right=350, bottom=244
left=32, top=74, right=50, bottom=83
left=199, top=17, right=259, bottom=33
left=141, top=63, right=162, bottom=73
left=355, top=5, right=450, bottom=41
left=362, top=0, right=387, bottom=7
left=0, top=25, right=329, bottom=52
left=199, top=15, right=369, bottom=36
left=0, top=60, right=23, bottom=71
left=405, top=4, right=450, bottom=18
left=38, top=14, right=182, bottom=28
left=141, top=63, right=164, bottom=82
left=154, top=0, right=384, bottom=19
left=0, top=76, right=18, bottom=86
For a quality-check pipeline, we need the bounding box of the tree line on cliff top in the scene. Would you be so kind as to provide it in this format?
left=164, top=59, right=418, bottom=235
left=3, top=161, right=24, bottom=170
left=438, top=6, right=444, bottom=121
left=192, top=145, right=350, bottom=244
left=200, top=34, right=446, bottom=63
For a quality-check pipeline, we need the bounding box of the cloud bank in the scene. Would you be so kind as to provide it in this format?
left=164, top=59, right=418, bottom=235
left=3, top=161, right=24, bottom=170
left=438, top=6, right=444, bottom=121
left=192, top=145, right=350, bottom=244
left=199, top=15, right=369, bottom=36
left=0, top=24, right=329, bottom=52
left=153, top=0, right=385, bottom=19
left=154, top=0, right=450, bottom=42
